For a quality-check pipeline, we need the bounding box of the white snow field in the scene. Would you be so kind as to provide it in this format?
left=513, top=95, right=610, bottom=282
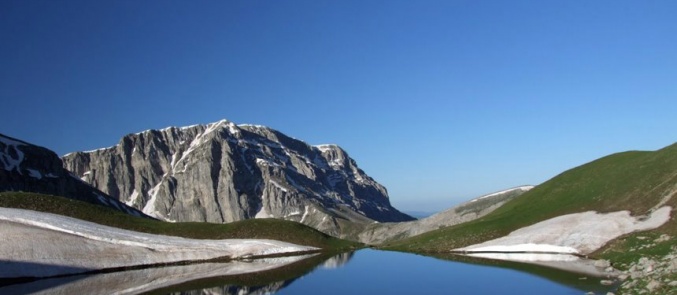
left=0, top=208, right=318, bottom=278
left=455, top=206, right=672, bottom=270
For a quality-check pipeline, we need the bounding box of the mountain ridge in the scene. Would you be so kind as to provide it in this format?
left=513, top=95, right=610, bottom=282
left=62, top=119, right=414, bottom=236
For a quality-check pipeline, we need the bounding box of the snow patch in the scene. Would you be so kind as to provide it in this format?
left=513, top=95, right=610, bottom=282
left=255, top=204, right=271, bottom=219
left=142, top=182, right=165, bottom=219
left=0, top=207, right=318, bottom=278
left=81, top=170, right=92, bottom=181
left=300, top=205, right=310, bottom=223
left=0, top=135, right=25, bottom=173
left=470, top=185, right=535, bottom=203
left=171, top=120, right=240, bottom=173
left=285, top=211, right=302, bottom=218
left=172, top=130, right=207, bottom=173
left=26, top=169, right=42, bottom=179
left=204, top=119, right=228, bottom=136
left=170, top=153, right=179, bottom=171
left=458, top=206, right=673, bottom=255
left=466, top=252, right=580, bottom=262
left=352, top=167, right=364, bottom=182
left=255, top=209, right=270, bottom=218
left=270, top=180, right=288, bottom=193
left=314, top=144, right=338, bottom=152
left=82, top=146, right=114, bottom=154
left=255, top=192, right=271, bottom=219
left=462, top=244, right=579, bottom=254
left=256, top=158, right=280, bottom=167
left=125, top=189, right=140, bottom=206
left=226, top=121, right=241, bottom=136
left=238, top=124, right=267, bottom=129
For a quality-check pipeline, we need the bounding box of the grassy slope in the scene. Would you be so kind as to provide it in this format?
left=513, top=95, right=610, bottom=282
left=385, top=143, right=677, bottom=253
left=0, top=192, right=361, bottom=251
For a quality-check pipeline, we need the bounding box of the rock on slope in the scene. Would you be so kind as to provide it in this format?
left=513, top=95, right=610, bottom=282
left=0, top=133, right=143, bottom=217
left=62, top=119, right=413, bottom=236
left=358, top=186, right=533, bottom=244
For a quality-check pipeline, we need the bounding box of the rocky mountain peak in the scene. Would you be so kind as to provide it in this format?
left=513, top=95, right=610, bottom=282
left=62, top=119, right=413, bottom=236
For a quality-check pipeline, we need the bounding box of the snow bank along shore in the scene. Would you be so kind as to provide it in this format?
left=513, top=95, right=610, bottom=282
left=0, top=208, right=319, bottom=278
left=454, top=206, right=672, bottom=275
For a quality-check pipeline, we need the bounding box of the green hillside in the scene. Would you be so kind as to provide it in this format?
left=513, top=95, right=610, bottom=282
left=385, top=142, right=677, bottom=252
left=0, top=192, right=361, bottom=251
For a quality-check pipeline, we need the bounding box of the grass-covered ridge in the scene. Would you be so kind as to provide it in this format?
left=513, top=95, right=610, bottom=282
left=0, top=192, right=361, bottom=251
left=385, top=142, right=677, bottom=252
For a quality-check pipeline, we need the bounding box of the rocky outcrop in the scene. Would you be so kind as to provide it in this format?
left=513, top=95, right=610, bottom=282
left=0, top=133, right=144, bottom=217
left=608, top=235, right=677, bottom=294
left=357, top=186, right=533, bottom=244
left=62, top=119, right=413, bottom=236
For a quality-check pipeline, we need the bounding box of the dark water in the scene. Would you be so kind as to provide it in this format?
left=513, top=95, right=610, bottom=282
left=0, top=249, right=616, bottom=295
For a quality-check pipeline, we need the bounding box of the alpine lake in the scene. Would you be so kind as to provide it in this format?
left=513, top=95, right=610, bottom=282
left=1, top=249, right=618, bottom=295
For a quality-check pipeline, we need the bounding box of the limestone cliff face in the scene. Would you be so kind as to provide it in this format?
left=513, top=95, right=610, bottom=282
left=0, top=133, right=144, bottom=217
left=62, top=119, right=413, bottom=235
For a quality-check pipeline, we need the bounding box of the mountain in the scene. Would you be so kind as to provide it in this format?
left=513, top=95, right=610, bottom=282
left=357, top=186, right=533, bottom=244
left=62, top=119, right=414, bottom=236
left=0, top=133, right=144, bottom=217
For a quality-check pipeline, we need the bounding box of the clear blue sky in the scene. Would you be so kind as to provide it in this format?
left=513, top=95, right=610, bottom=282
left=2, top=1, right=676, bottom=212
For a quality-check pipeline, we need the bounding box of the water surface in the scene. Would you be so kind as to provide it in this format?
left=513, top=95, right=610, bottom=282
left=276, top=250, right=613, bottom=295
left=0, top=249, right=616, bottom=295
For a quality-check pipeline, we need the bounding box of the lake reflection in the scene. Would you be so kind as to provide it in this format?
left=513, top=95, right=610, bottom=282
left=0, top=255, right=316, bottom=295
left=0, top=250, right=616, bottom=295
left=276, top=250, right=615, bottom=295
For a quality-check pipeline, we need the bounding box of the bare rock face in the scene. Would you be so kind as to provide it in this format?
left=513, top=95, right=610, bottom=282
left=62, top=119, right=413, bottom=236
left=0, top=133, right=144, bottom=217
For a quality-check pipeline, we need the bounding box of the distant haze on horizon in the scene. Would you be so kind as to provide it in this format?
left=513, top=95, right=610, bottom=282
left=2, top=1, right=676, bottom=212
